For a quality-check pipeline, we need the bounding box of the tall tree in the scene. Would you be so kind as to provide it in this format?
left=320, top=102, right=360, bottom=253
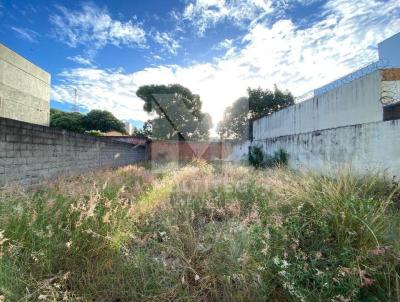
left=136, top=84, right=212, bottom=140
left=132, top=120, right=152, bottom=138
left=50, top=109, right=126, bottom=134
left=50, top=109, right=86, bottom=133
left=217, top=97, right=249, bottom=139
left=218, top=86, right=294, bottom=139
left=248, top=85, right=294, bottom=120
left=83, top=110, right=126, bottom=133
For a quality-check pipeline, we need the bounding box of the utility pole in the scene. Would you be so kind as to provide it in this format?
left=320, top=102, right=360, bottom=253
left=72, top=88, right=78, bottom=112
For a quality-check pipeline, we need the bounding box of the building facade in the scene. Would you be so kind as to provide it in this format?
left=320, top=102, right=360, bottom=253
left=0, top=43, right=50, bottom=126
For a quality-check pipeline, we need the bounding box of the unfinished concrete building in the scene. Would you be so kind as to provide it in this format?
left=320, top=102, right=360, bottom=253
left=0, top=43, right=50, bottom=126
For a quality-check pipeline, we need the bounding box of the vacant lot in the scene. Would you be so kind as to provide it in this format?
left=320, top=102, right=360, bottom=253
left=1, top=162, right=399, bottom=301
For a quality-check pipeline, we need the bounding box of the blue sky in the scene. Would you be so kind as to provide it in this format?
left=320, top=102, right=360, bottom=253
left=1, top=0, right=400, bottom=130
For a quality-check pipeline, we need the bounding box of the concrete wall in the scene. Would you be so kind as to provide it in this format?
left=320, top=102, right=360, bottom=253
left=227, top=140, right=250, bottom=162
left=253, top=70, right=384, bottom=140
left=252, top=119, right=400, bottom=176
left=0, top=44, right=50, bottom=126
left=379, top=32, right=400, bottom=67
left=0, top=117, right=146, bottom=187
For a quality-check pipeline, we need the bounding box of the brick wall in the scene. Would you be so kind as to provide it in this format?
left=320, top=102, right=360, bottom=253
left=0, top=117, right=146, bottom=187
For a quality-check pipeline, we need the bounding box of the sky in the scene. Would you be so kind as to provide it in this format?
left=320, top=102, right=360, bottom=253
left=1, top=0, right=400, bottom=132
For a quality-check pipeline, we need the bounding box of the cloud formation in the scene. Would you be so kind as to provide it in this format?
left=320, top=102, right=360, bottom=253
left=182, top=0, right=273, bottom=36
left=11, top=27, right=40, bottom=43
left=153, top=31, right=181, bottom=55
left=49, top=3, right=146, bottom=56
left=66, top=55, right=94, bottom=66
left=51, top=0, right=400, bottom=133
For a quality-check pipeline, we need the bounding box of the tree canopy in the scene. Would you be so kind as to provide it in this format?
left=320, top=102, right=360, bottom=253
left=50, top=109, right=86, bottom=133
left=217, top=97, right=249, bottom=140
left=83, top=110, right=126, bottom=133
left=50, top=109, right=126, bottom=134
left=217, top=86, right=294, bottom=139
left=248, top=85, right=294, bottom=120
left=132, top=120, right=152, bottom=138
left=136, top=84, right=212, bottom=140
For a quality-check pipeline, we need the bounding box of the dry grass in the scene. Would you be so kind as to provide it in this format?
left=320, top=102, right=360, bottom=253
left=0, top=162, right=399, bottom=301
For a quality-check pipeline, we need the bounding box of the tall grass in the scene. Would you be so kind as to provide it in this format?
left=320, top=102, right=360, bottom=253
left=0, top=162, right=399, bottom=301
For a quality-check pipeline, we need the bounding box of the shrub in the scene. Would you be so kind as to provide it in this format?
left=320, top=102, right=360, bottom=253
left=84, top=129, right=102, bottom=136
left=249, top=146, right=289, bottom=168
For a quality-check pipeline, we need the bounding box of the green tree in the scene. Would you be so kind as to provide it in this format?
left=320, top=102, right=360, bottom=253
left=218, top=86, right=294, bottom=139
left=83, top=110, right=126, bottom=133
left=217, top=97, right=249, bottom=139
left=50, top=109, right=126, bottom=134
left=50, top=109, right=85, bottom=133
left=136, top=84, right=212, bottom=140
left=132, top=120, right=152, bottom=138
left=248, top=85, right=294, bottom=120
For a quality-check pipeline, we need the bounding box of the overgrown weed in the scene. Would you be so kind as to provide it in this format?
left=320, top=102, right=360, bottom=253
left=0, top=162, right=399, bottom=301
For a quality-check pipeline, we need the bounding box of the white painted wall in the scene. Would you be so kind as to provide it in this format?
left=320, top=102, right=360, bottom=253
left=252, top=120, right=400, bottom=177
left=253, top=70, right=383, bottom=140
left=227, top=140, right=250, bottom=162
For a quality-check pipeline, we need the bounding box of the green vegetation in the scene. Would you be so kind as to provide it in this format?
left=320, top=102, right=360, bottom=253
left=50, top=109, right=127, bottom=134
left=249, top=146, right=289, bottom=169
left=136, top=84, right=212, bottom=140
left=49, top=109, right=86, bottom=133
left=218, top=86, right=294, bottom=139
left=0, top=163, right=399, bottom=301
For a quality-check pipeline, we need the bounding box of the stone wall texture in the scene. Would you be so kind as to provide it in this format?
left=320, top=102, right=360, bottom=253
left=0, top=43, right=50, bottom=126
left=0, top=117, right=146, bottom=187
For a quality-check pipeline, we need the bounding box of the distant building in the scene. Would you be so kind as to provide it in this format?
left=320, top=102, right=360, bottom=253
left=124, top=121, right=133, bottom=135
left=0, top=43, right=50, bottom=126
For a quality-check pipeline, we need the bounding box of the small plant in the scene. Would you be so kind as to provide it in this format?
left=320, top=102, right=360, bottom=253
left=85, top=129, right=103, bottom=136
left=265, top=148, right=289, bottom=167
left=248, top=145, right=265, bottom=168
left=249, top=146, right=289, bottom=168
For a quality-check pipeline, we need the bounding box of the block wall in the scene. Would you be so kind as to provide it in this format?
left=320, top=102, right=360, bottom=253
left=0, top=117, right=146, bottom=187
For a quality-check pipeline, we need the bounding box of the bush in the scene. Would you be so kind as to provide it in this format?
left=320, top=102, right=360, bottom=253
left=84, top=129, right=102, bottom=137
left=249, top=146, right=289, bottom=168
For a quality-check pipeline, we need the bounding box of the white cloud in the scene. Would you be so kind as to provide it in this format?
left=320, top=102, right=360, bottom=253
left=215, top=38, right=234, bottom=50
left=11, top=27, right=39, bottom=43
left=182, top=0, right=274, bottom=36
left=49, top=3, right=146, bottom=50
left=52, top=0, right=400, bottom=135
left=52, top=68, right=150, bottom=122
left=153, top=55, right=164, bottom=61
left=66, top=55, right=93, bottom=66
left=214, top=38, right=237, bottom=57
left=153, top=31, right=181, bottom=55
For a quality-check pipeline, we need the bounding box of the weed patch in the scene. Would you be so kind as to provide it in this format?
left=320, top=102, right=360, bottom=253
left=0, top=163, right=399, bottom=301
